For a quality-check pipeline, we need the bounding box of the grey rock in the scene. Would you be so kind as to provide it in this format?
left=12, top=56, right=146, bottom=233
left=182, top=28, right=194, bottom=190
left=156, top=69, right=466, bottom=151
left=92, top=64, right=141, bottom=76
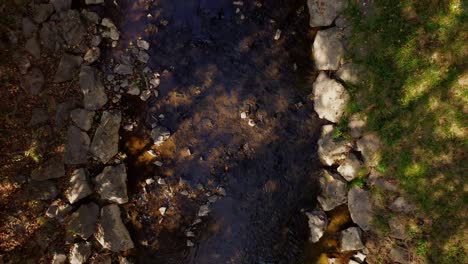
left=348, top=113, right=367, bottom=138
left=389, top=197, right=414, bottom=214
left=340, top=227, right=364, bottom=252
left=90, top=35, right=102, bottom=46
left=46, top=199, right=72, bottom=220
left=307, top=0, right=347, bottom=27
left=90, top=254, right=112, bottom=264
left=337, top=153, right=363, bottom=181
left=40, top=21, right=64, bottom=52
left=109, top=28, right=120, bottom=41
left=137, top=39, right=150, bottom=50
left=67, top=203, right=99, bottom=239
left=84, top=47, right=100, bottom=64
left=127, top=86, right=140, bottom=96
left=389, top=246, right=409, bottom=264
left=352, top=252, right=367, bottom=263
left=52, top=253, right=67, bottom=264
left=79, top=66, right=108, bottom=110
left=151, top=126, right=170, bottom=146
left=318, top=125, right=352, bottom=166
left=27, top=180, right=58, bottom=200
left=51, top=0, right=72, bottom=12
left=23, top=68, right=44, bottom=95
left=305, top=210, right=328, bottom=243
left=356, top=133, right=381, bottom=167
left=69, top=242, right=92, bottom=264
left=95, top=164, right=128, bottom=204
left=25, top=36, right=41, bottom=59
left=114, top=64, right=133, bottom=75
left=33, top=4, right=54, bottom=23
left=66, top=169, right=93, bottom=204
left=137, top=50, right=149, bottom=63
left=90, top=111, right=121, bottom=163
left=313, top=28, right=344, bottom=70
left=31, top=157, right=65, bottom=181
left=55, top=100, right=78, bottom=128
left=336, top=63, right=363, bottom=85
left=22, top=17, right=38, bottom=38
left=14, top=53, right=31, bottom=74
left=70, top=108, right=95, bottom=131
left=28, top=108, right=48, bottom=126
left=95, top=204, right=134, bottom=252
left=348, top=186, right=373, bottom=231
left=54, top=53, right=83, bottom=82
left=81, top=10, right=100, bottom=24
left=388, top=217, right=408, bottom=240
left=101, top=18, right=116, bottom=29
left=140, top=90, right=151, bottom=101
left=198, top=204, right=210, bottom=217
left=317, top=170, right=347, bottom=211
left=85, top=0, right=104, bottom=5
left=58, top=10, right=86, bottom=46
left=313, top=72, right=349, bottom=123
left=64, top=126, right=90, bottom=165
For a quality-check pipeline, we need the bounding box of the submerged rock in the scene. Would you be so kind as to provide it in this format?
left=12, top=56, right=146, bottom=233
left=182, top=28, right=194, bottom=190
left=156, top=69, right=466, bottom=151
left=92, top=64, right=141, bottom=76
left=22, top=17, right=38, bottom=38
left=33, top=4, right=54, bottom=23
left=66, top=168, right=93, bottom=204
left=67, top=203, right=99, bottom=239
left=31, top=157, right=65, bottom=181
left=90, top=111, right=121, bottom=163
left=317, top=125, right=352, bottom=166
left=25, top=36, right=41, bottom=59
left=340, top=227, right=364, bottom=252
left=84, top=47, right=100, bottom=64
left=313, top=72, right=350, bottom=123
left=64, top=126, right=90, bottom=165
left=95, top=164, right=128, bottom=204
left=317, top=170, right=347, bottom=211
left=70, top=108, right=95, bottom=131
left=305, top=210, right=328, bottom=243
left=23, top=68, right=44, bottom=95
left=58, top=10, right=86, bottom=46
left=40, top=21, right=64, bottom=52
left=54, top=53, right=83, bottom=83
left=95, top=204, right=134, bottom=252
left=356, top=133, right=381, bottom=167
left=307, top=0, right=347, bottom=27
left=137, top=39, right=150, bottom=50
left=348, top=186, right=373, bottom=231
left=151, top=126, right=171, bottom=146
left=28, top=108, right=49, bottom=126
left=313, top=28, right=344, bottom=70
left=114, top=64, right=133, bottom=75
left=79, top=66, right=108, bottom=110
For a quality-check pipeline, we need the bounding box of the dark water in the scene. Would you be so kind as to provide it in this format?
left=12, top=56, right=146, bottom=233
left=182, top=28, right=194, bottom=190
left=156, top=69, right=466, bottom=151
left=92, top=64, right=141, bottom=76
left=109, top=0, right=326, bottom=263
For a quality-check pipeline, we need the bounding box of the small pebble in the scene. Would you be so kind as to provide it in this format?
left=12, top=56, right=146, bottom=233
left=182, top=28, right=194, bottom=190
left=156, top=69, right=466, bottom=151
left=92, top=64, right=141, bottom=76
left=240, top=112, right=247, bottom=119
left=145, top=178, right=155, bottom=185
left=159, top=207, right=167, bottom=216
left=248, top=119, right=256, bottom=127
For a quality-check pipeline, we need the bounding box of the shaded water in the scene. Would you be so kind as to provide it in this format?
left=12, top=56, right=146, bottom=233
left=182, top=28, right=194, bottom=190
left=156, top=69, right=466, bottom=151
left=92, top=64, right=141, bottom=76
left=107, top=0, right=331, bottom=263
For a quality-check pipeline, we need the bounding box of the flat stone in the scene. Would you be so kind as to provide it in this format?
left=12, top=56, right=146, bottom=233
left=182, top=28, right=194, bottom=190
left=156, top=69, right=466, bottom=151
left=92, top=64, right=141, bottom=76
left=313, top=72, right=349, bottom=123
left=27, top=180, right=58, bottom=200
left=25, top=36, right=41, bottom=59
left=348, top=186, right=373, bottom=231
left=40, top=21, right=64, bottom=52
left=317, top=170, right=347, bottom=211
left=318, top=125, right=352, bottom=166
left=95, top=204, right=134, bottom=252
left=22, top=68, right=44, bottom=95
left=66, top=168, right=93, bottom=204
left=58, top=10, right=86, bottom=46
left=33, top=4, right=54, bottom=23
left=356, top=133, right=381, bottom=167
left=307, top=0, right=347, bottom=27
left=85, top=0, right=104, bottom=5
left=305, top=210, right=328, bottom=243
left=114, top=64, right=133, bottom=75
left=67, top=203, right=99, bottom=240
left=84, top=47, right=100, bottom=64
left=313, top=28, right=344, bottom=70
left=64, top=126, right=90, bottom=165
left=151, top=126, right=170, bottom=146
left=54, top=53, right=83, bottom=83
left=69, top=242, right=92, bottom=264
left=136, top=39, right=150, bottom=50
left=79, top=66, right=108, bottom=110
left=70, top=108, right=95, bottom=131
left=340, top=227, right=364, bottom=252
left=31, top=157, right=65, bottom=181
left=28, top=108, right=49, bottom=126
left=389, top=246, right=409, bottom=264
left=90, top=111, right=121, bottom=163
left=389, top=197, right=414, bottom=214
left=22, top=17, right=38, bottom=38
left=46, top=199, right=72, bottom=220
left=336, top=63, right=363, bottom=85
left=348, top=113, right=367, bottom=138
left=95, top=164, right=128, bottom=204
left=337, top=153, right=363, bottom=181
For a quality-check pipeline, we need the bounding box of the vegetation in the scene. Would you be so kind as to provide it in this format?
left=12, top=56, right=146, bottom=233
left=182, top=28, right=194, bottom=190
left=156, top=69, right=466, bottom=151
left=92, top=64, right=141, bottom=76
left=344, top=0, right=467, bottom=262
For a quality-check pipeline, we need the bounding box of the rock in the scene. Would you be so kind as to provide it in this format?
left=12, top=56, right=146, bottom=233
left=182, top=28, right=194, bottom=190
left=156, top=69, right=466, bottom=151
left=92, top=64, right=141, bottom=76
left=127, top=86, right=140, bottom=95
left=22, top=17, right=38, bottom=38
left=109, top=28, right=120, bottom=41
left=95, top=204, right=134, bottom=252
left=67, top=203, right=99, bottom=239
left=90, top=111, right=121, bottom=163
left=15, top=53, right=31, bottom=74
left=313, top=28, right=344, bottom=70
left=22, top=68, right=44, bottom=95
left=389, top=246, right=409, bottom=264
left=79, top=66, right=108, bottom=110
left=84, top=47, right=100, bottom=64
left=198, top=204, right=210, bottom=217
left=58, top=10, right=86, bottom=46
left=27, top=180, right=58, bottom=200
left=317, top=170, right=347, bottom=211
left=352, top=252, right=366, bottom=263
left=46, top=199, right=72, bottom=220
left=348, top=114, right=367, bottom=138
left=307, top=0, right=346, bottom=27
left=64, top=126, right=90, bottom=165
left=348, top=260, right=359, bottom=264
left=90, top=35, right=102, bottom=46
left=356, top=133, right=381, bottom=167
left=137, top=50, right=149, bottom=63
left=69, top=242, right=91, bottom=264
left=89, top=254, right=112, bottom=264
left=81, top=10, right=100, bottom=24
left=336, top=63, right=362, bottom=85
left=151, top=126, right=170, bottom=146
left=31, top=157, right=65, bottom=181
left=137, top=39, right=150, bottom=50
left=51, top=0, right=72, bottom=12
left=313, top=72, right=349, bottom=123
left=25, top=36, right=41, bottom=59
left=348, top=186, right=373, bottom=231
left=159, top=207, right=167, bottom=216
left=40, top=21, right=64, bottom=52
left=389, top=197, right=414, bottom=214
left=54, top=53, right=83, bottom=82
left=340, top=227, right=364, bottom=252
left=337, top=153, right=363, bottom=181
left=140, top=90, right=151, bottom=101
left=85, top=0, right=104, bottom=5
left=317, top=125, right=352, bottom=166
left=114, top=64, right=133, bottom=75
left=28, top=108, right=49, bottom=126
left=305, top=210, right=328, bottom=243
left=52, top=253, right=67, bottom=264
left=66, top=169, right=93, bottom=204
left=70, top=109, right=95, bottom=131
left=56, top=100, right=78, bottom=128
left=95, top=164, right=128, bottom=204
left=101, top=18, right=116, bottom=29
left=33, top=4, right=54, bottom=23
left=388, top=217, right=408, bottom=240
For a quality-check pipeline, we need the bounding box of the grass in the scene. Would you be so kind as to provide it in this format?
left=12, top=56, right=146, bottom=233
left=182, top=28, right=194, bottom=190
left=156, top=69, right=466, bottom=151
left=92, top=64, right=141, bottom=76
left=343, top=0, right=467, bottom=263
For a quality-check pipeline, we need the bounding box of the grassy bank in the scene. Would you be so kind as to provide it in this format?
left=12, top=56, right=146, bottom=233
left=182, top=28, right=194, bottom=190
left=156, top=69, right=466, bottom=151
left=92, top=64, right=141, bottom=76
left=344, top=0, right=467, bottom=263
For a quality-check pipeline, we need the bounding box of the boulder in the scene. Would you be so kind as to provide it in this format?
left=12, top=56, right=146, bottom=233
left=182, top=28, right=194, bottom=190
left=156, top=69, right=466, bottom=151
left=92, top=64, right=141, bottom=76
left=95, top=164, right=128, bottom=204
left=66, top=168, right=93, bottom=204
left=318, top=125, right=352, bottom=166
left=33, top=4, right=54, bottom=23
left=305, top=210, right=328, bottom=243
left=340, top=227, right=364, bottom=252
left=25, top=36, right=41, bottom=59
left=336, top=63, right=363, bottom=85
left=54, top=53, right=83, bottom=83
left=337, top=153, right=363, bottom=181
left=67, top=203, right=99, bottom=239
left=69, top=242, right=92, bottom=264
left=64, top=126, right=90, bottom=165
left=307, top=0, right=347, bottom=27
left=70, top=108, right=95, bottom=131
left=79, top=66, right=108, bottom=110
left=90, top=111, right=121, bottom=163
left=95, top=204, right=134, bottom=252
left=58, top=10, right=86, bottom=46
left=313, top=72, right=349, bottom=123
left=317, top=170, right=347, bottom=211
left=31, top=157, right=65, bottom=181
left=313, top=28, right=344, bottom=70
left=348, top=186, right=373, bottom=231
left=356, top=133, right=381, bottom=167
